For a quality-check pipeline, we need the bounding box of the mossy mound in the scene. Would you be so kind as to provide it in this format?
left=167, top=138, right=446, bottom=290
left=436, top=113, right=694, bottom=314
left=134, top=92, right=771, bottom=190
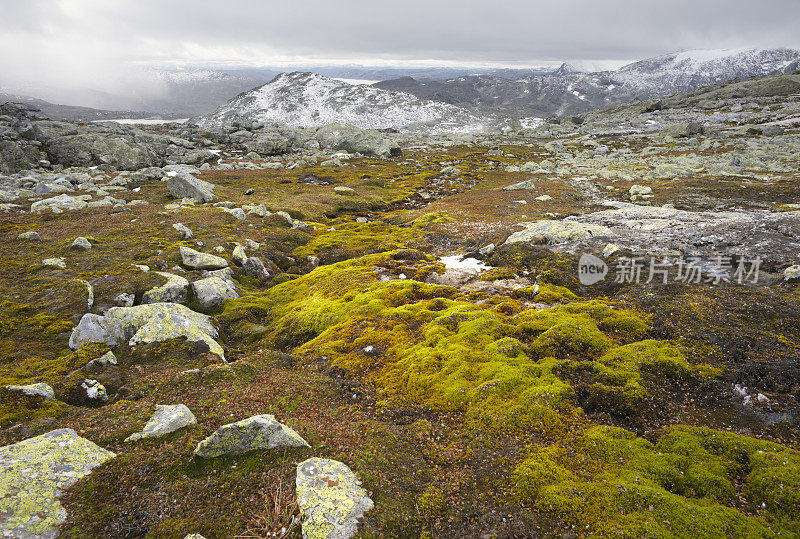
left=513, top=425, right=800, bottom=536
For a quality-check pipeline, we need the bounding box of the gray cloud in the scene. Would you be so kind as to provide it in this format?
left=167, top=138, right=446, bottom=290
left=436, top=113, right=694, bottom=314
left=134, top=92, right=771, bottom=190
left=1, top=0, right=799, bottom=102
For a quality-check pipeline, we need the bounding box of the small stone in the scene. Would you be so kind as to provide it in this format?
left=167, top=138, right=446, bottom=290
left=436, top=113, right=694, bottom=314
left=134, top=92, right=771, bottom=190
left=70, top=236, right=92, bottom=250
left=125, top=404, right=197, bottom=442
left=783, top=265, right=800, bottom=281
left=223, top=207, right=246, bottom=220
left=113, top=292, right=135, bottom=307
left=333, top=185, right=355, bottom=194
left=244, top=188, right=254, bottom=195
left=18, top=231, right=41, bottom=241
left=193, top=414, right=309, bottom=458
left=172, top=222, right=193, bottom=239
left=757, top=393, right=770, bottom=404
left=232, top=244, right=247, bottom=265
left=43, top=257, right=66, bottom=269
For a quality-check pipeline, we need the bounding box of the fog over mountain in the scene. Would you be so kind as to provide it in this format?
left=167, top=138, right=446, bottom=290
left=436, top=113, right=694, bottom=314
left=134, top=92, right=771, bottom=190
left=2, top=0, right=800, bottom=112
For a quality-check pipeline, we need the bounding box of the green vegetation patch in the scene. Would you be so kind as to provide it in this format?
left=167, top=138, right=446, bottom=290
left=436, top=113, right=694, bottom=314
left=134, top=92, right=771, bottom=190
left=513, top=425, right=800, bottom=536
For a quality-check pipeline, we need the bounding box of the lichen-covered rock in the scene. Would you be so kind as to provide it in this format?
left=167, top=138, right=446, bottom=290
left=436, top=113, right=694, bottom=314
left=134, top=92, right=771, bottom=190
left=784, top=264, right=800, bottom=281
left=30, top=194, right=91, bottom=213
left=5, top=382, right=55, bottom=401
left=296, top=458, right=374, bottom=539
left=0, top=429, right=115, bottom=539
left=180, top=246, right=229, bottom=270
left=166, top=172, right=215, bottom=203
left=232, top=244, right=247, bottom=265
left=125, top=404, right=197, bottom=442
left=141, top=272, right=190, bottom=304
left=69, top=302, right=224, bottom=360
left=315, top=123, right=402, bottom=158
left=172, top=222, right=193, bottom=239
left=505, top=220, right=614, bottom=245
left=63, top=378, right=108, bottom=406
left=192, top=276, right=239, bottom=311
left=242, top=256, right=270, bottom=281
left=42, top=257, right=66, bottom=269
left=17, top=231, right=42, bottom=241
left=193, top=414, right=309, bottom=458
left=70, top=236, right=92, bottom=250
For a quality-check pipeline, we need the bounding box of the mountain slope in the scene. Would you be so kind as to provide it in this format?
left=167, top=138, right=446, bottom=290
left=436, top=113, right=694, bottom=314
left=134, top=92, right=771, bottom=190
left=375, top=48, right=800, bottom=118
left=194, top=72, right=492, bottom=132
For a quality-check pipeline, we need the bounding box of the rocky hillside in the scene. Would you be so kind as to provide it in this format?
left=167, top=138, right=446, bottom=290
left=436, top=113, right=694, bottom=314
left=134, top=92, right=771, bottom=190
left=375, top=48, right=800, bottom=118
left=194, top=72, right=495, bottom=132
left=1, top=72, right=799, bottom=538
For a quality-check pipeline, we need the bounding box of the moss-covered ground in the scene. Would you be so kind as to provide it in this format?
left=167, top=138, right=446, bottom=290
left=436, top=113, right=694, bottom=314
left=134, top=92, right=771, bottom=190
left=1, top=135, right=798, bottom=537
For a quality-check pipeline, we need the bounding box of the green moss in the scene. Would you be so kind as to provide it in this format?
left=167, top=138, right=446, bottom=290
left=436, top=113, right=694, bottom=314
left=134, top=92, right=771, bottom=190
left=292, top=221, right=422, bottom=260
left=513, top=425, right=800, bottom=536
left=0, top=343, right=109, bottom=387
left=411, top=211, right=456, bottom=229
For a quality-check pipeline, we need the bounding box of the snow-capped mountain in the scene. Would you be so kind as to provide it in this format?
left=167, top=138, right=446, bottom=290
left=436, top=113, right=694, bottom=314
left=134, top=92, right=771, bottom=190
left=194, top=72, right=493, bottom=132
left=376, top=48, right=800, bottom=118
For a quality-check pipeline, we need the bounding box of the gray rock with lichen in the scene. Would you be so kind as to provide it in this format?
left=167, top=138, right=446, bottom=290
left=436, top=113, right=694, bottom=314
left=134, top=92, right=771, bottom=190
left=126, top=404, right=197, bottom=442
left=180, top=246, right=228, bottom=270
left=296, top=457, right=374, bottom=539
left=0, top=429, right=115, bottom=539
left=5, top=382, right=55, bottom=401
left=192, top=276, right=239, bottom=311
left=194, top=414, right=309, bottom=458
left=69, top=302, right=224, bottom=360
left=166, top=172, right=215, bottom=203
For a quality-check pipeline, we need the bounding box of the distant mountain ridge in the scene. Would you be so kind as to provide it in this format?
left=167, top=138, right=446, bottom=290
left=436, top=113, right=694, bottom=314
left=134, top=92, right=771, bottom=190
left=374, top=48, right=800, bottom=118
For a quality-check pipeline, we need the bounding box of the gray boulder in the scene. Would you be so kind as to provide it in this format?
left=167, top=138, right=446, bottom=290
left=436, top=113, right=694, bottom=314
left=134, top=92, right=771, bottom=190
left=180, top=246, right=228, bottom=270
left=166, top=173, right=215, bottom=203
left=125, top=404, right=197, bottom=442
left=242, top=256, right=270, bottom=281
left=69, top=302, right=224, bottom=360
left=194, top=414, right=309, bottom=458
left=141, top=272, right=190, bottom=304
left=192, top=277, right=239, bottom=311
left=70, top=236, right=92, bottom=250
left=296, top=458, right=374, bottom=539
left=0, top=429, right=115, bottom=539
left=315, top=124, right=402, bottom=158
left=5, top=382, right=55, bottom=401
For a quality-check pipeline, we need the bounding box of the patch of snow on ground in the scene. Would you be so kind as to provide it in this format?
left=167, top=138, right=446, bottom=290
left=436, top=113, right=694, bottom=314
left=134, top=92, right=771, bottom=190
left=440, top=255, right=491, bottom=272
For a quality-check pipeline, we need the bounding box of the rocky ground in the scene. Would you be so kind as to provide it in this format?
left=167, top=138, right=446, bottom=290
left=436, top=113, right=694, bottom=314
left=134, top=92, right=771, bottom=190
left=1, top=72, right=799, bottom=538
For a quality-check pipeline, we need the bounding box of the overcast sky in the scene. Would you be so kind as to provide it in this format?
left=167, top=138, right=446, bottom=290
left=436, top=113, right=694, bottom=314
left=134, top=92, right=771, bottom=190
left=2, top=0, right=799, bottom=92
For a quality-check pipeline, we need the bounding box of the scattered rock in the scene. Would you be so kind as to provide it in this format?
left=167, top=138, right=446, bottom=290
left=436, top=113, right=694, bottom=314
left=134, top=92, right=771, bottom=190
left=242, top=256, right=271, bottom=281
left=505, top=220, right=613, bottom=245
left=42, top=257, right=66, bottom=269
left=193, top=414, right=309, bottom=458
left=69, top=302, right=224, bottom=360
left=18, top=231, right=41, bottom=241
left=296, top=457, right=374, bottom=539
left=166, top=173, right=215, bottom=203
left=5, top=382, right=55, bottom=401
left=142, top=272, right=190, bottom=304
left=173, top=222, right=193, bottom=239
left=70, top=236, right=92, bottom=250
left=0, top=429, right=115, bottom=539
left=125, top=404, right=197, bottom=442
left=64, top=379, right=108, bottom=406
left=192, top=276, right=239, bottom=311
left=180, top=246, right=229, bottom=270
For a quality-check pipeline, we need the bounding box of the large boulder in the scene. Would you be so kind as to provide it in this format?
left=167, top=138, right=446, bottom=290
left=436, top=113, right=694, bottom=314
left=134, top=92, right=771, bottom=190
left=125, top=404, right=197, bottom=442
left=166, top=173, right=215, bottom=203
left=296, top=458, right=374, bottom=539
left=242, top=128, right=299, bottom=156
left=314, top=124, right=402, bottom=158
left=193, top=414, right=309, bottom=458
left=505, top=220, right=614, bottom=245
left=192, top=276, right=239, bottom=311
left=0, top=429, right=115, bottom=539
left=180, top=246, right=229, bottom=270
left=30, top=194, right=91, bottom=213
left=69, top=303, right=224, bottom=360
